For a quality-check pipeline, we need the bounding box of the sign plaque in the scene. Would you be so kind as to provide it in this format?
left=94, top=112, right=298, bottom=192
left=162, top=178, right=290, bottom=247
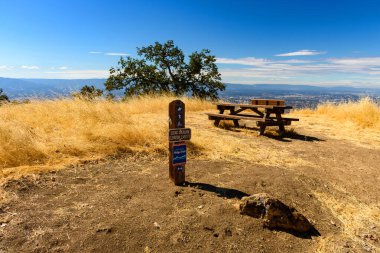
left=172, top=143, right=186, bottom=165
left=168, top=128, right=191, bottom=142
left=168, top=100, right=190, bottom=185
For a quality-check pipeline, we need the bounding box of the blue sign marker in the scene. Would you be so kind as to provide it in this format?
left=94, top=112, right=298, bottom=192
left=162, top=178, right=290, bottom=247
left=172, top=144, right=186, bottom=165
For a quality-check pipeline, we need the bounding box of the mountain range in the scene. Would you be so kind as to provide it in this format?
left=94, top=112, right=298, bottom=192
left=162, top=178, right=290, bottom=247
left=1, top=77, right=379, bottom=99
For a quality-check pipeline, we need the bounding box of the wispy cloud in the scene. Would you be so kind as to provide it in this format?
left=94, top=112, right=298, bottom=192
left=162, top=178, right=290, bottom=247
left=217, top=56, right=380, bottom=74
left=217, top=56, right=380, bottom=87
left=105, top=52, right=129, bottom=56
left=0, top=65, right=12, bottom=70
left=50, top=66, right=69, bottom=70
left=88, top=51, right=129, bottom=56
left=216, top=57, right=268, bottom=66
left=328, top=57, right=380, bottom=66
left=275, top=49, right=326, bottom=57
left=216, top=57, right=312, bottom=66
left=21, top=65, right=39, bottom=70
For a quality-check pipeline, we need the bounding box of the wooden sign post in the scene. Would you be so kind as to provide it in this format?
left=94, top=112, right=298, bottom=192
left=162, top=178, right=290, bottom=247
left=169, top=100, right=191, bottom=185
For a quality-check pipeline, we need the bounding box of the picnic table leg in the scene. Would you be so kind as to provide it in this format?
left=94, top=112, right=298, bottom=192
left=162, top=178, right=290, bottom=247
left=278, top=123, right=285, bottom=132
left=258, top=110, right=272, bottom=135
left=214, top=119, right=221, bottom=127
left=259, top=125, right=266, bottom=135
left=275, top=111, right=285, bottom=134
left=233, top=119, right=239, bottom=127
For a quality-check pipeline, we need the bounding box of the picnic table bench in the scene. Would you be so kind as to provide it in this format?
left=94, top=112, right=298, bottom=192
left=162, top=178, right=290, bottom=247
left=206, top=99, right=299, bottom=135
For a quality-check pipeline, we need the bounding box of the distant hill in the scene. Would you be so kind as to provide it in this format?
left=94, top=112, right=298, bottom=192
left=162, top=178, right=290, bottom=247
left=0, top=77, right=379, bottom=99
left=0, top=77, right=106, bottom=99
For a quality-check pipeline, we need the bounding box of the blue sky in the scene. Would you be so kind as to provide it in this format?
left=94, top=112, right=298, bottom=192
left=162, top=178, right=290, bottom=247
left=1, top=0, right=380, bottom=87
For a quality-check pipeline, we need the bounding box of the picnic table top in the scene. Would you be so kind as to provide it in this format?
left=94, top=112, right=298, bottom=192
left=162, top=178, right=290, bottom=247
left=214, top=103, right=293, bottom=110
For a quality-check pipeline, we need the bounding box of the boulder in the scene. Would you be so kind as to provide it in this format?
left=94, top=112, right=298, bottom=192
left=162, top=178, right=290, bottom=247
left=239, top=193, right=314, bottom=233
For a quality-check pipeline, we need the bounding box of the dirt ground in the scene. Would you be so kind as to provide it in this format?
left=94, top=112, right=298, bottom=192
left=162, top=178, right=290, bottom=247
left=0, top=116, right=379, bottom=253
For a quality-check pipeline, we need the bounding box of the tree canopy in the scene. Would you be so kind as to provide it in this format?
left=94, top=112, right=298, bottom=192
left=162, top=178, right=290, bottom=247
left=105, top=40, right=225, bottom=99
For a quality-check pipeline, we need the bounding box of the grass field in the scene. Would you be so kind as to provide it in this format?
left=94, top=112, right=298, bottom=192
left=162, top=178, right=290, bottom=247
left=297, top=97, right=380, bottom=129
left=0, top=96, right=379, bottom=180
left=0, top=96, right=214, bottom=170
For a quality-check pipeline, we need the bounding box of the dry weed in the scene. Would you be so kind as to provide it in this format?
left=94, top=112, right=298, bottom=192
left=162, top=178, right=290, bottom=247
left=0, top=96, right=213, bottom=172
left=297, top=97, right=380, bottom=130
left=294, top=98, right=380, bottom=148
left=1, top=96, right=379, bottom=179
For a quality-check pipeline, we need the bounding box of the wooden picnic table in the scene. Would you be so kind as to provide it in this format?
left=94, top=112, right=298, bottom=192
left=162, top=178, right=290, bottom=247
left=206, top=100, right=299, bottom=135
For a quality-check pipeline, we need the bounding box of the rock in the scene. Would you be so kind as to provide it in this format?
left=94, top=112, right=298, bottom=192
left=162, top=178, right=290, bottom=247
left=363, top=245, right=372, bottom=252
left=153, top=222, right=161, bottom=229
left=239, top=193, right=314, bottom=233
left=96, top=225, right=112, bottom=233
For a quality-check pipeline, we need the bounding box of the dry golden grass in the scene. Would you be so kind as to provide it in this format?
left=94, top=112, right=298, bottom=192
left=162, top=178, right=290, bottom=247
left=294, top=98, right=380, bottom=149
left=0, top=95, right=214, bottom=173
left=297, top=97, right=380, bottom=130
left=1, top=95, right=379, bottom=180
left=314, top=191, right=380, bottom=252
left=0, top=94, right=305, bottom=177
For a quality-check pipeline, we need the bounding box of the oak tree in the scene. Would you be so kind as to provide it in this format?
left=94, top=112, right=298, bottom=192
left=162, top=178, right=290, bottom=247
left=105, top=40, right=225, bottom=99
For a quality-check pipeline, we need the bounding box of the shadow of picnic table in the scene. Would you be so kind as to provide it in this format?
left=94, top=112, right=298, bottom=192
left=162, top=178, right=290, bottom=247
left=218, top=125, right=324, bottom=142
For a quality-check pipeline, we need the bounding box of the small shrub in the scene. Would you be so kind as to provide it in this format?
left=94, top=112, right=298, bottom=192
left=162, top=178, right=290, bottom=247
left=73, top=85, right=103, bottom=100
left=0, top=88, right=10, bottom=104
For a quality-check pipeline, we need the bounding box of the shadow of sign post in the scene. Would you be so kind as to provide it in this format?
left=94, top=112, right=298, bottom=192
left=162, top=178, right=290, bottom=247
left=169, top=100, right=191, bottom=185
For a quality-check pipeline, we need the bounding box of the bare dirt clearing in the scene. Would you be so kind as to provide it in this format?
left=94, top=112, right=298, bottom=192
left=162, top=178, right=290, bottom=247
left=0, top=114, right=379, bottom=252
